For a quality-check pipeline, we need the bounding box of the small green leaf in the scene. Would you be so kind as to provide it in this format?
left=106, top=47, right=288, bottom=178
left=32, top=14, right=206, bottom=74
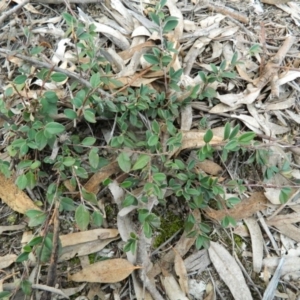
left=163, top=19, right=178, bottom=33
left=35, top=130, right=48, bottom=150
left=221, top=216, right=230, bottom=228
left=152, top=120, right=160, bottom=134
left=143, top=54, right=159, bottom=65
left=62, top=12, right=77, bottom=25
left=74, top=166, right=88, bottom=179
left=149, top=12, right=160, bottom=26
left=45, top=122, right=65, bottom=134
left=28, top=236, right=43, bottom=247
left=117, top=152, right=131, bottom=173
left=30, top=160, right=41, bottom=169
left=229, top=124, right=240, bottom=139
left=221, top=71, right=236, bottom=79
left=82, top=137, right=96, bottom=146
left=159, top=0, right=167, bottom=8
left=84, top=109, right=96, bottom=123
left=82, top=188, right=97, bottom=205
left=60, top=197, right=75, bottom=211
left=132, top=154, right=150, bottom=170
left=30, top=46, right=44, bottom=55
left=89, top=148, right=99, bottom=169
left=279, top=187, right=292, bottom=204
left=153, top=172, right=166, bottom=182
left=26, top=171, right=36, bottom=189
left=223, top=123, right=231, bottom=140
left=202, top=87, right=216, bottom=98
left=21, top=280, right=32, bottom=296
left=177, top=173, right=188, bottom=181
left=14, top=75, right=27, bottom=84
left=249, top=44, right=261, bottom=55
left=224, top=139, right=239, bottom=151
left=161, top=55, right=172, bottom=66
left=25, top=210, right=46, bottom=227
left=75, top=204, right=90, bottom=231
left=143, top=222, right=152, bottom=238
left=231, top=52, right=238, bottom=65
left=148, top=135, right=159, bottom=147
left=63, top=157, right=76, bottom=166
left=91, top=211, right=103, bottom=227
left=227, top=197, right=241, bottom=207
left=17, top=160, right=33, bottom=170
left=204, top=129, right=213, bottom=144
left=64, top=108, right=77, bottom=120
left=210, top=63, right=218, bottom=74
left=238, top=132, right=256, bottom=144
left=16, top=174, right=28, bottom=190
left=16, top=252, right=30, bottom=263
left=90, top=73, right=101, bottom=88
left=123, top=195, right=138, bottom=207
left=50, top=72, right=67, bottom=82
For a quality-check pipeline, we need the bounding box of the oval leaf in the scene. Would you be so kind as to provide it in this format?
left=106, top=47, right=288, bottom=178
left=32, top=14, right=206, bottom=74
left=75, top=204, right=90, bottom=231
left=117, top=152, right=131, bottom=173
left=132, top=154, right=150, bottom=170
left=208, top=242, right=252, bottom=300
left=50, top=72, right=68, bottom=82
left=45, top=122, right=65, bottom=135
left=69, top=259, right=140, bottom=283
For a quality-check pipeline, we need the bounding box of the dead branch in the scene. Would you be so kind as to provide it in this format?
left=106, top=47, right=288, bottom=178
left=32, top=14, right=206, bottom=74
left=41, top=204, right=60, bottom=300
left=0, top=0, right=30, bottom=26
left=207, top=2, right=249, bottom=24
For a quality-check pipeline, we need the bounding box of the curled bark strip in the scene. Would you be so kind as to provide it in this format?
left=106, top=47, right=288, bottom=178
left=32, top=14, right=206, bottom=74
left=207, top=3, right=249, bottom=24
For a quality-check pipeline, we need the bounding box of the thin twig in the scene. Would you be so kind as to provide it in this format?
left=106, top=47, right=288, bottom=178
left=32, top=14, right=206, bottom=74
left=0, top=0, right=30, bottom=26
left=41, top=202, right=60, bottom=300
left=0, top=48, right=114, bottom=101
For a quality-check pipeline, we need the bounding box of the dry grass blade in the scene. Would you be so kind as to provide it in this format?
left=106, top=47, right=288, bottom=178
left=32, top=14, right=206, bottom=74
left=208, top=242, right=253, bottom=300
left=68, top=258, right=141, bottom=283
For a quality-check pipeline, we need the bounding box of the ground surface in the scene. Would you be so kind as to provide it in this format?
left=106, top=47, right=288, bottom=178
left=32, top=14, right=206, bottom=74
left=0, top=0, right=300, bottom=299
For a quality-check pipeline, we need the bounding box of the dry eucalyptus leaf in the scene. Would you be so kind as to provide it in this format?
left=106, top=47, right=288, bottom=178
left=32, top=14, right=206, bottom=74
left=266, top=213, right=300, bottom=242
left=205, top=192, right=268, bottom=221
left=244, top=218, right=264, bottom=273
left=0, top=224, right=26, bottom=234
left=83, top=161, right=120, bottom=195
left=174, top=250, right=189, bottom=295
left=0, top=173, right=40, bottom=214
left=60, top=228, right=119, bottom=247
left=195, top=160, right=222, bottom=176
left=180, top=131, right=223, bottom=151
left=208, top=242, right=253, bottom=300
left=0, top=254, right=17, bottom=269
left=69, top=259, right=140, bottom=283
left=60, top=237, right=119, bottom=262
left=184, top=250, right=211, bottom=273
left=162, top=274, right=189, bottom=300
